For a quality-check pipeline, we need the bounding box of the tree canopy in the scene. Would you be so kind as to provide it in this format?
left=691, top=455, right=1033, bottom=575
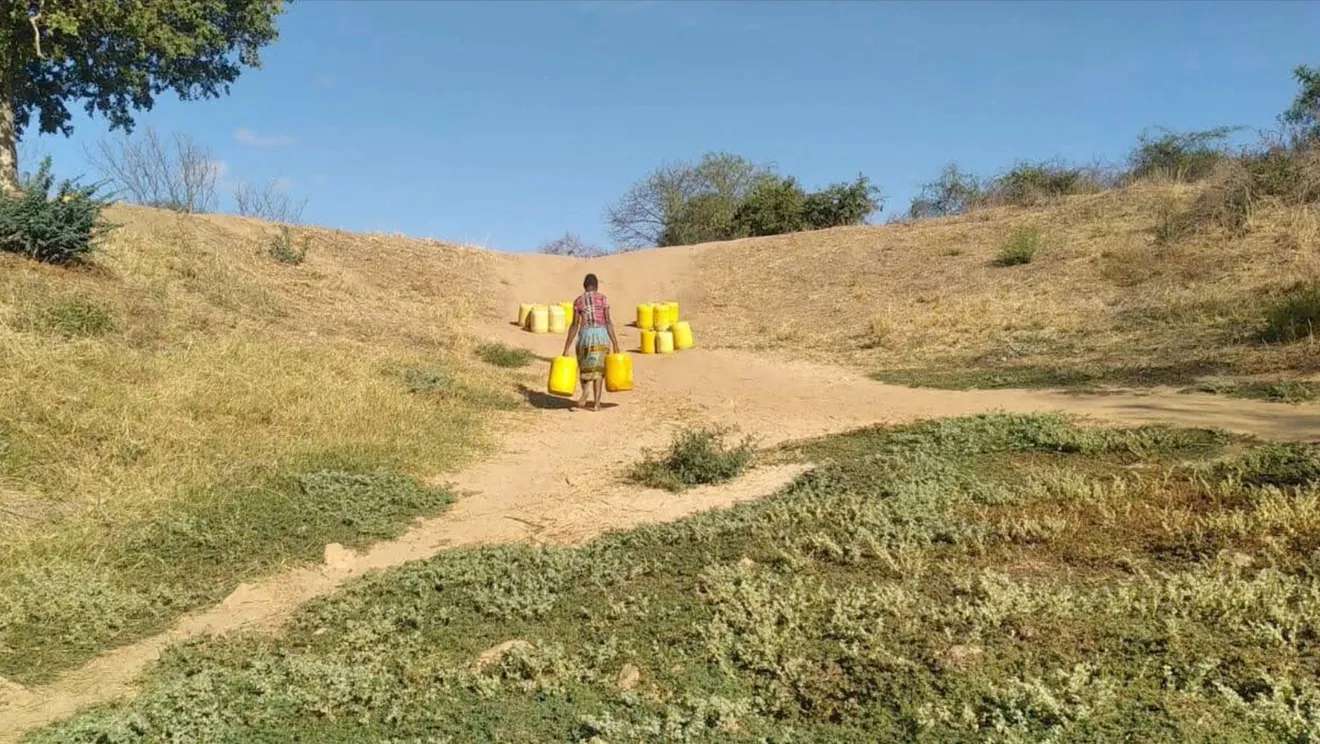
left=1, top=0, right=285, bottom=191
left=607, top=153, right=881, bottom=248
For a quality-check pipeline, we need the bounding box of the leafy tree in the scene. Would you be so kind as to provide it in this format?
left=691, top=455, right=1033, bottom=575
left=607, top=152, right=769, bottom=248
left=659, top=192, right=740, bottom=246
left=802, top=175, right=882, bottom=228
left=733, top=175, right=807, bottom=236
left=0, top=1, right=286, bottom=193
left=1281, top=64, right=1320, bottom=146
left=908, top=164, right=982, bottom=219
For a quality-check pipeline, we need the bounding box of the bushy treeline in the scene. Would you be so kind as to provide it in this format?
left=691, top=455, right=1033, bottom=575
left=906, top=64, right=1320, bottom=223
left=606, top=152, right=881, bottom=249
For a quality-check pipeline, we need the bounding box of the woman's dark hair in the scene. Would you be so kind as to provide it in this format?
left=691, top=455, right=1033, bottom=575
left=583, top=273, right=599, bottom=291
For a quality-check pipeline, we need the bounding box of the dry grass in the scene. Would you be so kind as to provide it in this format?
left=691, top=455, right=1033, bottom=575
left=0, top=206, right=520, bottom=681
left=691, top=181, right=1320, bottom=381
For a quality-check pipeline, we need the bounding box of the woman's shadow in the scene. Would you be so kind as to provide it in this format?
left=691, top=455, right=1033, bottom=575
left=518, top=384, right=618, bottom=411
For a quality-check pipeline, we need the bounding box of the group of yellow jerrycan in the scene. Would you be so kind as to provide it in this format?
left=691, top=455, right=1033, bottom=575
left=548, top=353, right=633, bottom=396
left=635, top=301, right=694, bottom=354
left=518, top=302, right=574, bottom=334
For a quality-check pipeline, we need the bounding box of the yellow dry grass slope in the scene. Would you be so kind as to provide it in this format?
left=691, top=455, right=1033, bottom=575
left=689, top=182, right=1320, bottom=383
left=0, top=206, right=522, bottom=682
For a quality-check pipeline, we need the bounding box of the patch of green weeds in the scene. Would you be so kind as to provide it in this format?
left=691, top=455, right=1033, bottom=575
left=38, top=414, right=1320, bottom=743
left=475, top=342, right=533, bottom=368
left=1186, top=379, right=1320, bottom=404
left=397, top=365, right=518, bottom=409
left=29, top=298, right=115, bottom=338
left=0, top=462, right=452, bottom=684
left=994, top=226, right=1041, bottom=266
left=631, top=427, right=755, bottom=492
left=872, top=360, right=1228, bottom=391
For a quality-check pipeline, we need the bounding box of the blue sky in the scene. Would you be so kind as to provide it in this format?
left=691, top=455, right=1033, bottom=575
left=20, top=0, right=1320, bottom=252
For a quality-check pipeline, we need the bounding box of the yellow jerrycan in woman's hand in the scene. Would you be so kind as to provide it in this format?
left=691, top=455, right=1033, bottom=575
left=605, top=353, right=633, bottom=392
left=548, top=356, right=577, bottom=396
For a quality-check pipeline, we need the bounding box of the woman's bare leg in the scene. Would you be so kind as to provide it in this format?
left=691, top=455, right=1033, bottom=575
left=593, top=378, right=604, bottom=411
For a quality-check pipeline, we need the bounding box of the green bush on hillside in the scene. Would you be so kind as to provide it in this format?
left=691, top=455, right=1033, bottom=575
left=267, top=226, right=309, bottom=265
left=1262, top=282, right=1320, bottom=343
left=1129, top=127, right=1236, bottom=182
left=0, top=158, right=111, bottom=264
left=801, top=175, right=883, bottom=228
left=994, top=227, right=1042, bottom=266
left=1194, top=147, right=1320, bottom=233
left=732, top=175, right=808, bottom=237
left=985, top=161, right=1106, bottom=206
left=908, top=164, right=983, bottom=219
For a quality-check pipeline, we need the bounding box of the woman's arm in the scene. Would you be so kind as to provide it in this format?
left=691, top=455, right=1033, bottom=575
left=562, top=315, right=580, bottom=357
left=604, top=306, right=621, bottom=353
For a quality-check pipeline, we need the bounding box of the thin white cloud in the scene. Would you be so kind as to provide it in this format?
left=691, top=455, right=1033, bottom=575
left=234, top=128, right=296, bottom=148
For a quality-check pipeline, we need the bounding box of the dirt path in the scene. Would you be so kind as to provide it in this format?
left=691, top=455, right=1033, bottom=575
left=4, top=260, right=1318, bottom=740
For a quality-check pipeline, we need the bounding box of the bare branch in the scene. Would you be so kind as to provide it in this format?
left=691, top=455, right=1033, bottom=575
left=86, top=128, right=219, bottom=213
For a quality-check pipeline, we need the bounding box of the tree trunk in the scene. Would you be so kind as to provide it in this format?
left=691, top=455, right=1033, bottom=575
left=0, top=91, right=17, bottom=195
left=0, top=88, right=18, bottom=195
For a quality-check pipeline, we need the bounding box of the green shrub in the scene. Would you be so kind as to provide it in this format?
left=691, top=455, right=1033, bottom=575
left=801, top=174, right=883, bottom=228
left=1215, top=442, right=1320, bottom=488
left=1152, top=196, right=1195, bottom=245
left=908, top=163, right=983, bottom=219
left=732, top=175, right=807, bottom=236
left=1129, top=127, right=1235, bottom=182
left=267, top=226, right=308, bottom=265
left=475, top=342, right=533, bottom=368
left=1262, top=282, right=1320, bottom=343
left=35, top=298, right=115, bottom=338
left=631, top=427, right=755, bottom=492
left=0, top=158, right=111, bottom=264
left=995, top=227, right=1041, bottom=266
left=985, top=161, right=1102, bottom=206
left=1193, top=148, right=1320, bottom=234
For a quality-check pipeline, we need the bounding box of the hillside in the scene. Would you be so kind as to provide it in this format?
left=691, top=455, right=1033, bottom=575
left=689, top=182, right=1319, bottom=389
left=2, top=184, right=1319, bottom=739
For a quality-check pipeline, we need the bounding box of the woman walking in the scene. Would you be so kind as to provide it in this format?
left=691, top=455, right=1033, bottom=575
left=562, top=273, right=621, bottom=411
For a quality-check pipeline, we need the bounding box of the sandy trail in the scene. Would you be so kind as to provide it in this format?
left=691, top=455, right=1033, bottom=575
left=4, top=257, right=1318, bottom=739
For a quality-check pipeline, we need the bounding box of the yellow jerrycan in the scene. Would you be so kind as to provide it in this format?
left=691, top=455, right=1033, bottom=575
left=656, top=330, right=675, bottom=354
left=560, top=301, right=574, bottom=327
left=654, top=302, right=673, bottom=332
left=529, top=305, right=550, bottom=334
left=518, top=303, right=533, bottom=327
left=636, top=303, right=654, bottom=330
left=666, top=301, right=680, bottom=322
left=673, top=321, right=695, bottom=350
left=640, top=329, right=657, bottom=354
left=548, top=356, right=578, bottom=396
left=605, top=353, right=633, bottom=392
left=548, top=304, right=567, bottom=334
